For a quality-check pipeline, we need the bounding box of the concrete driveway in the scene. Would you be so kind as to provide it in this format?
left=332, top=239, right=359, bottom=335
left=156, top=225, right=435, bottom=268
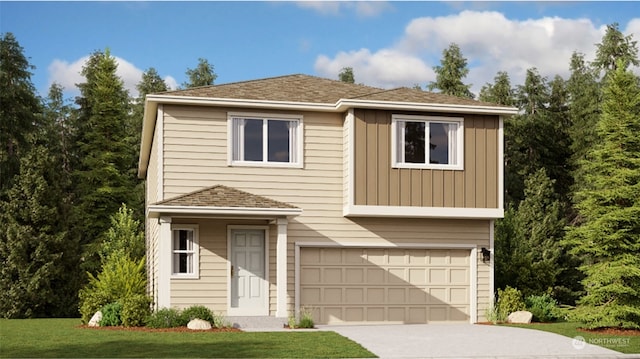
left=318, top=324, right=633, bottom=359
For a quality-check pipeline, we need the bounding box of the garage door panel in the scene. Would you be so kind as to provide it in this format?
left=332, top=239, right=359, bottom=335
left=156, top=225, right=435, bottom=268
left=300, top=248, right=471, bottom=324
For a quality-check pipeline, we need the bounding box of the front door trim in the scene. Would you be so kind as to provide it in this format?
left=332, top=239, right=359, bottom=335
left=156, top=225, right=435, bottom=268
left=227, top=225, right=269, bottom=316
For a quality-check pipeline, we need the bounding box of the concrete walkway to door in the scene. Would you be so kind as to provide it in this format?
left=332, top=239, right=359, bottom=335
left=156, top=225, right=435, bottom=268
left=317, top=324, right=636, bottom=359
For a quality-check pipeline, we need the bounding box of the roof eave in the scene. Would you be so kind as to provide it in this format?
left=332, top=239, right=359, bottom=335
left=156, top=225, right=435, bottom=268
left=147, top=205, right=303, bottom=218
left=137, top=98, right=158, bottom=178
left=336, top=99, right=519, bottom=116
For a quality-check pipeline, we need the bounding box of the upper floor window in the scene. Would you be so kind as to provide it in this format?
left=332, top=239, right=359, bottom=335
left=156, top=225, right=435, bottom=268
left=229, top=113, right=303, bottom=168
left=392, top=115, right=464, bottom=170
left=172, top=225, right=199, bottom=279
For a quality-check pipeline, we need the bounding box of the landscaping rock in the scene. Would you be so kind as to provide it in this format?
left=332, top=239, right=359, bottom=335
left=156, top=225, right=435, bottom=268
left=187, top=318, right=212, bottom=330
left=88, top=311, right=102, bottom=327
left=507, top=310, right=533, bottom=324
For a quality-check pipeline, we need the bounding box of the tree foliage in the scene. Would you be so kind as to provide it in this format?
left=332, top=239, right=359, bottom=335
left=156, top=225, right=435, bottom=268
left=338, top=67, right=355, bottom=84
left=0, top=33, right=41, bottom=192
left=565, top=62, right=640, bottom=329
left=183, top=58, right=217, bottom=88
left=593, top=23, right=639, bottom=77
left=479, top=71, right=514, bottom=106
left=428, top=43, right=474, bottom=98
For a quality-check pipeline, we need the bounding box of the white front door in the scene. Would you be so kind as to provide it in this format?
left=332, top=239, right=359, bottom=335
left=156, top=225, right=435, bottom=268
left=229, top=229, right=268, bottom=316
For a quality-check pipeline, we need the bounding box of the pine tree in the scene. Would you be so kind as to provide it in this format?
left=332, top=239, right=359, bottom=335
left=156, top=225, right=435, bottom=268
left=338, top=67, right=355, bottom=84
left=0, top=33, right=41, bottom=193
left=183, top=58, right=217, bottom=88
left=0, top=145, right=81, bottom=318
left=479, top=71, right=514, bottom=106
left=428, top=43, right=474, bottom=98
left=566, top=61, right=640, bottom=329
left=592, top=23, right=639, bottom=77
left=73, top=49, right=137, bottom=273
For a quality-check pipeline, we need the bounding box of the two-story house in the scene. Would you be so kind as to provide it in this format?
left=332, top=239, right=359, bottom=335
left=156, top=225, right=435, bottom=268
left=137, top=74, right=518, bottom=325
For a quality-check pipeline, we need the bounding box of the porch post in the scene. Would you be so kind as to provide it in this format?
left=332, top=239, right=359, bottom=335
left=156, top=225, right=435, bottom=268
left=276, top=218, right=288, bottom=318
left=158, top=216, right=172, bottom=309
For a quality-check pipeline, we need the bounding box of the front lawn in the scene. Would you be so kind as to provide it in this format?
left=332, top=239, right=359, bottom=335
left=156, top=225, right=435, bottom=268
left=504, top=322, right=640, bottom=354
left=0, top=319, right=375, bottom=358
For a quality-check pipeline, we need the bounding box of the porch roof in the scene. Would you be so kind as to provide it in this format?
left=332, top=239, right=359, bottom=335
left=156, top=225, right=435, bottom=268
left=148, top=185, right=302, bottom=218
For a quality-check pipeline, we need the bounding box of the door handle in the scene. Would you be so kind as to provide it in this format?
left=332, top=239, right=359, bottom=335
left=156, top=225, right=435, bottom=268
left=231, top=265, right=234, bottom=277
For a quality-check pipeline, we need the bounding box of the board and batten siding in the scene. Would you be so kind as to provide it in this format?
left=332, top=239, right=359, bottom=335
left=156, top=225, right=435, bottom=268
left=353, top=109, right=499, bottom=209
left=160, top=104, right=492, bottom=321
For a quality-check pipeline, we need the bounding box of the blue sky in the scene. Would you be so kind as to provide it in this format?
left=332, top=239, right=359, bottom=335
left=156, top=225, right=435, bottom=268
left=1, top=1, right=639, bottom=99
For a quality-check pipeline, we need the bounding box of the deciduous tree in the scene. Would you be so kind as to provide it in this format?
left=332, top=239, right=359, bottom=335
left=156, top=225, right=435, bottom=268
left=338, top=67, right=355, bottom=83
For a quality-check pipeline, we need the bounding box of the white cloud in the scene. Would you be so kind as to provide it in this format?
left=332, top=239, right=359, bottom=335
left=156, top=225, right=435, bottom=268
left=295, top=1, right=390, bottom=17
left=48, top=55, right=145, bottom=97
left=164, top=75, right=178, bottom=91
left=315, top=11, right=640, bottom=95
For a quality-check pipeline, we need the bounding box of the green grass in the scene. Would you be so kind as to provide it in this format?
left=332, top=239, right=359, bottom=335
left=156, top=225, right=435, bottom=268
left=504, top=322, right=640, bottom=354
left=0, top=319, right=376, bottom=358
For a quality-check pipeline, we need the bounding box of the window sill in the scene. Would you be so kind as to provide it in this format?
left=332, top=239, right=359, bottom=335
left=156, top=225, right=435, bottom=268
left=392, top=163, right=464, bottom=171
left=229, top=161, right=303, bottom=169
left=171, top=274, right=200, bottom=280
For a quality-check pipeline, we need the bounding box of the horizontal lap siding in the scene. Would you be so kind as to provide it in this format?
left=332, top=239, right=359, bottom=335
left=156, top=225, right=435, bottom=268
left=161, top=105, right=491, bottom=319
left=354, top=110, right=499, bottom=209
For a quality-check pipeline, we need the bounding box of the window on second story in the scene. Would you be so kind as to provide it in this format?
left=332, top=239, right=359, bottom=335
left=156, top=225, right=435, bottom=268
left=392, top=115, right=464, bottom=170
left=229, top=113, right=303, bottom=168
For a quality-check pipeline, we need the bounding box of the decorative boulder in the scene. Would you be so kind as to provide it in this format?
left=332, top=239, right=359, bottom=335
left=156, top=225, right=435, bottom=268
left=507, top=310, right=533, bottom=324
left=88, top=311, right=103, bottom=327
left=187, top=318, right=212, bottom=330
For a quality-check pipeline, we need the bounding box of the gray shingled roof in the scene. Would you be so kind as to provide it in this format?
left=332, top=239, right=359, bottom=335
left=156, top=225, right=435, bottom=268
left=157, top=74, right=509, bottom=108
left=154, top=185, right=298, bottom=209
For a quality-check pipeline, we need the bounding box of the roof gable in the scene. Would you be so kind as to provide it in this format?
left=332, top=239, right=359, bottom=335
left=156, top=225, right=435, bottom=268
left=155, top=185, right=298, bottom=209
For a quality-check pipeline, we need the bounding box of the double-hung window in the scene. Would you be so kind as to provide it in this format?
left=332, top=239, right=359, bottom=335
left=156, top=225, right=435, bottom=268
left=392, top=115, right=464, bottom=170
left=229, top=113, right=303, bottom=167
left=172, top=225, right=199, bottom=278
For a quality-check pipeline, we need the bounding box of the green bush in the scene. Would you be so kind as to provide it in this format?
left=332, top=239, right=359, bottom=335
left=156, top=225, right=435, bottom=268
left=288, top=307, right=315, bottom=329
left=146, top=308, right=185, bottom=328
left=212, top=312, right=232, bottom=329
left=120, top=294, right=152, bottom=327
left=496, top=286, right=526, bottom=320
left=525, top=293, right=559, bottom=322
left=181, top=305, right=214, bottom=324
left=78, top=254, right=147, bottom=323
left=100, top=302, right=122, bottom=326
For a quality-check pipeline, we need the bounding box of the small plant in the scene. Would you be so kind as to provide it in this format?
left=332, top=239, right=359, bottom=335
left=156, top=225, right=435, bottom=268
left=484, top=304, right=500, bottom=324
left=212, top=312, right=232, bottom=329
left=496, top=286, right=526, bottom=320
left=526, top=293, right=559, bottom=322
left=181, top=305, right=214, bottom=324
left=288, top=307, right=315, bottom=329
left=146, top=307, right=185, bottom=328
left=100, top=302, right=122, bottom=327
left=120, top=294, right=152, bottom=327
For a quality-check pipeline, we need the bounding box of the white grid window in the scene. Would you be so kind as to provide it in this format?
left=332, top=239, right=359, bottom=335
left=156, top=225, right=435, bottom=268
left=229, top=113, right=303, bottom=168
left=392, top=115, right=464, bottom=170
left=172, top=226, right=199, bottom=278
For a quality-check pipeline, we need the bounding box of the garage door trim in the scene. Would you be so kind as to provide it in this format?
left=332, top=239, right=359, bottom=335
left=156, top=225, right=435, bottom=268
left=294, top=242, right=478, bottom=324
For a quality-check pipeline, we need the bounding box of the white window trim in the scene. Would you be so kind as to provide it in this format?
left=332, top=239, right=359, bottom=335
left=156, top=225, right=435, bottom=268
left=227, top=112, right=304, bottom=168
left=391, top=114, right=464, bottom=171
left=171, top=224, right=199, bottom=279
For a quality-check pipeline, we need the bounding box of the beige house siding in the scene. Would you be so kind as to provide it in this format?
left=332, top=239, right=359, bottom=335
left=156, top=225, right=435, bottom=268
left=158, top=104, right=491, bottom=321
left=353, top=109, right=499, bottom=209
left=146, top=128, right=160, bottom=305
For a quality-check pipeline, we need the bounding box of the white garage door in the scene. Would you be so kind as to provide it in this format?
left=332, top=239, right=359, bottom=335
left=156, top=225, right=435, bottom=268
left=300, top=247, right=470, bottom=324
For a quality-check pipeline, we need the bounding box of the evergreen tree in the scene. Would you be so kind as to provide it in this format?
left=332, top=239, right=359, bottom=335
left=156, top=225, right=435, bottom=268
left=338, top=67, right=355, bottom=84
left=73, top=49, right=137, bottom=273
left=428, top=43, right=474, bottom=98
left=592, top=23, right=639, bottom=77
left=479, top=71, right=514, bottom=106
left=183, top=58, right=217, bottom=88
left=0, top=145, right=80, bottom=318
left=567, top=52, right=602, bottom=195
left=0, top=33, right=41, bottom=192
left=566, top=61, right=640, bottom=329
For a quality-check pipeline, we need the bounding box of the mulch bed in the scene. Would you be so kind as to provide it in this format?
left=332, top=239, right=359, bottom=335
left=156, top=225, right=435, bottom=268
left=78, top=325, right=242, bottom=333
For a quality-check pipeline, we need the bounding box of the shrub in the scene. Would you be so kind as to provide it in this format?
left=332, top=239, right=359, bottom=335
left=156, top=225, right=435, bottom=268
left=78, top=254, right=147, bottom=323
left=181, top=305, right=214, bottom=324
left=496, top=286, right=526, bottom=320
left=288, top=307, right=315, bottom=329
left=100, top=302, right=122, bottom=326
left=121, top=294, right=152, bottom=327
left=526, top=293, right=559, bottom=323
left=484, top=305, right=500, bottom=324
left=212, top=312, right=232, bottom=329
left=146, top=308, right=185, bottom=328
